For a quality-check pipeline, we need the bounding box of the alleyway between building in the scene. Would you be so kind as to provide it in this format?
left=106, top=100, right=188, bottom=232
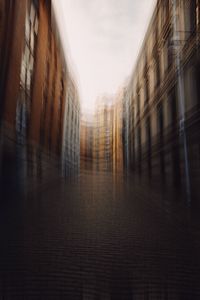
left=2, top=0, right=200, bottom=298
left=0, top=171, right=200, bottom=298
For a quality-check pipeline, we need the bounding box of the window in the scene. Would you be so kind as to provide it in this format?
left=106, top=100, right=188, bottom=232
left=136, top=92, right=140, bottom=118
left=157, top=103, right=164, bottom=138
left=146, top=116, right=152, bottom=176
left=163, top=30, right=173, bottom=73
left=155, top=56, right=160, bottom=87
left=146, top=117, right=151, bottom=148
left=157, top=102, right=166, bottom=178
left=40, top=59, right=50, bottom=145
left=168, top=87, right=177, bottom=127
left=16, top=0, right=39, bottom=137
left=184, top=0, right=197, bottom=38
left=144, top=76, right=149, bottom=106
left=162, top=0, right=170, bottom=24
left=195, top=62, right=200, bottom=107
left=137, top=126, right=142, bottom=172
left=49, top=73, right=56, bottom=151
left=168, top=31, right=173, bottom=68
left=57, top=78, right=64, bottom=154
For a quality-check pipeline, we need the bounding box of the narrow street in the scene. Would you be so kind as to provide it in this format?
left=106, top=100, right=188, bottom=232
left=1, top=0, right=200, bottom=298
left=0, top=172, right=200, bottom=299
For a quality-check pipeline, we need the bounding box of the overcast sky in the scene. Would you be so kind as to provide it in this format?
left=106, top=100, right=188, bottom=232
left=52, top=0, right=156, bottom=114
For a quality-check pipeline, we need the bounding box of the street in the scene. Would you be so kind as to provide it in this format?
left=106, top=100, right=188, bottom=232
left=0, top=172, right=200, bottom=299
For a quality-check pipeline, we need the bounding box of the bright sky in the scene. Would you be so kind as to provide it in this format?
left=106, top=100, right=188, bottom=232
left=52, top=0, right=156, bottom=114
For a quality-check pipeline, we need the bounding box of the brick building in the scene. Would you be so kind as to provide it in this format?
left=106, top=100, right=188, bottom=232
left=0, top=0, right=80, bottom=193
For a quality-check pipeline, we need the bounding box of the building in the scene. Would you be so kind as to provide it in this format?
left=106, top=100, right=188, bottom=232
left=80, top=116, right=94, bottom=172
left=92, top=92, right=124, bottom=174
left=93, top=96, right=114, bottom=172
left=123, top=0, right=200, bottom=202
left=62, top=76, right=80, bottom=177
left=112, top=89, right=124, bottom=174
left=0, top=0, right=80, bottom=194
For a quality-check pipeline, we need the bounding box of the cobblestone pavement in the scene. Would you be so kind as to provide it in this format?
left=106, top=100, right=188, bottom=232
left=0, top=171, right=200, bottom=299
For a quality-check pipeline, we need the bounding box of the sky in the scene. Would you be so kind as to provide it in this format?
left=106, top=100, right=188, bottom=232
left=52, top=0, right=156, bottom=114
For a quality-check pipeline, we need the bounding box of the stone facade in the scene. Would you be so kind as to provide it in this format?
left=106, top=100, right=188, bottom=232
left=123, top=0, right=200, bottom=202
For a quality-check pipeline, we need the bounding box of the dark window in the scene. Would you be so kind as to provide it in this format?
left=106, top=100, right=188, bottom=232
left=40, top=59, right=50, bottom=145
left=163, top=0, right=170, bottom=23
left=16, top=0, right=39, bottom=137
left=146, top=117, right=151, bottom=149
left=190, top=1, right=197, bottom=33
left=157, top=103, right=164, bottom=138
left=157, top=103, right=166, bottom=179
left=167, top=30, right=173, bottom=69
left=136, top=92, right=140, bottom=117
left=146, top=117, right=151, bottom=177
left=137, top=126, right=141, bottom=172
left=195, top=62, right=200, bottom=107
left=144, top=77, right=149, bottom=105
left=49, top=72, right=56, bottom=151
left=184, top=0, right=197, bottom=36
left=57, top=78, right=64, bottom=154
left=155, top=58, right=160, bottom=87
left=168, top=87, right=177, bottom=127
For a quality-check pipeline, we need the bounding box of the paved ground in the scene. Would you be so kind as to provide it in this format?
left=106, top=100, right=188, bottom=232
left=0, top=171, right=200, bottom=299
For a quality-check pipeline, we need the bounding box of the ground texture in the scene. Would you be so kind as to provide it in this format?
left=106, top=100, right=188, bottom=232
left=0, top=172, right=200, bottom=299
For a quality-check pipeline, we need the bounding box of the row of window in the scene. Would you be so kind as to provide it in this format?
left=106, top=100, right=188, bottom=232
left=130, top=0, right=198, bottom=117
left=16, top=0, right=39, bottom=138
left=15, top=0, right=80, bottom=165
left=133, top=88, right=177, bottom=156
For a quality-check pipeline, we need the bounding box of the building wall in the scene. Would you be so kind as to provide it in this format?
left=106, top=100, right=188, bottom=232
left=80, top=120, right=93, bottom=172
left=62, top=77, right=80, bottom=176
left=123, top=0, right=200, bottom=202
left=113, top=89, right=124, bottom=174
left=0, top=0, right=80, bottom=194
left=93, top=97, right=114, bottom=172
left=2, top=1, right=26, bottom=130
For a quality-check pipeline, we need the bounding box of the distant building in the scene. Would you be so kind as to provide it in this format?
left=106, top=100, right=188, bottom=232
left=123, top=0, right=200, bottom=201
left=80, top=116, right=94, bottom=171
left=91, top=92, right=124, bottom=174
left=0, top=0, right=80, bottom=192
left=112, top=89, right=124, bottom=174
left=93, top=96, right=114, bottom=172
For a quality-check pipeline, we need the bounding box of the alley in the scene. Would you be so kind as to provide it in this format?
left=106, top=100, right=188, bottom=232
left=0, top=172, right=200, bottom=299
left=2, top=0, right=200, bottom=298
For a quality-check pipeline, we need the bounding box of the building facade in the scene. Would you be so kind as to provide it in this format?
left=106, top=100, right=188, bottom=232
left=62, top=76, right=80, bottom=177
left=0, top=0, right=80, bottom=194
left=112, top=89, right=124, bottom=174
left=93, top=96, right=114, bottom=172
left=80, top=116, right=94, bottom=172
left=123, top=0, right=200, bottom=202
